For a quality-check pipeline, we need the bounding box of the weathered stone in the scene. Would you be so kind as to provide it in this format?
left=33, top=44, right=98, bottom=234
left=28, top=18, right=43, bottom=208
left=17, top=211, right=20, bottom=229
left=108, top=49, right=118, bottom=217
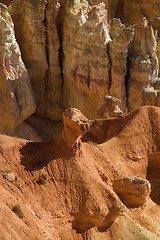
left=127, top=20, right=159, bottom=112
left=151, top=77, right=160, bottom=90
left=108, top=18, right=134, bottom=111
left=62, top=1, right=111, bottom=119
left=113, top=176, right=151, bottom=208
left=0, top=4, right=35, bottom=131
left=115, top=0, right=160, bottom=78
left=0, top=0, right=12, bottom=6
left=4, top=171, right=16, bottom=182
left=97, top=95, right=123, bottom=118
left=62, top=108, right=90, bottom=150
left=142, top=86, right=160, bottom=107
left=9, top=0, right=48, bottom=117
left=43, top=0, right=64, bottom=120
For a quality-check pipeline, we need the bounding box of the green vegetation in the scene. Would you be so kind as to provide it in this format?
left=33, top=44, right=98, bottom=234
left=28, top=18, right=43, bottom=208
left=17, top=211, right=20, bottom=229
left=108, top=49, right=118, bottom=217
left=24, top=219, right=30, bottom=226
left=104, top=113, right=109, bottom=118
left=12, top=205, right=24, bottom=219
left=38, top=173, right=47, bottom=185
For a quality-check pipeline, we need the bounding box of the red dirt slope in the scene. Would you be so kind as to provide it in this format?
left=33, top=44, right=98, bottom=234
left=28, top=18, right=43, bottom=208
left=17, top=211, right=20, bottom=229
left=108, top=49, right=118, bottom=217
left=0, top=106, right=160, bottom=239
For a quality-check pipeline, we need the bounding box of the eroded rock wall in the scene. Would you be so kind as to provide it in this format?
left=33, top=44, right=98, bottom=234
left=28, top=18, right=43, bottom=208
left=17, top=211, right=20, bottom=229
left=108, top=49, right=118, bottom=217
left=1, top=0, right=160, bottom=125
left=9, top=0, right=48, bottom=117
left=0, top=4, right=35, bottom=131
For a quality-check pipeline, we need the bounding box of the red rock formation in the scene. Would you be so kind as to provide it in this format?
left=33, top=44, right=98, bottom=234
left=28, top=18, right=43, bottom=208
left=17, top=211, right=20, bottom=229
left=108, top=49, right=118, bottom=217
left=1, top=106, right=160, bottom=239
left=62, top=108, right=90, bottom=150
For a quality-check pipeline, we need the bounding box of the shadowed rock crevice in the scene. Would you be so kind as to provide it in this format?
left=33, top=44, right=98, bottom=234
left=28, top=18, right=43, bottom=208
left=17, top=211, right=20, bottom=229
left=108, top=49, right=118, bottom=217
left=43, top=2, right=49, bottom=67
left=147, top=153, right=160, bottom=205
left=56, top=6, right=65, bottom=93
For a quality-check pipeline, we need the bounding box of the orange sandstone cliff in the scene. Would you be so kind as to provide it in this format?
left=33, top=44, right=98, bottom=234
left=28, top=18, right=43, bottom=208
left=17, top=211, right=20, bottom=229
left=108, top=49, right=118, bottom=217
left=0, top=0, right=160, bottom=239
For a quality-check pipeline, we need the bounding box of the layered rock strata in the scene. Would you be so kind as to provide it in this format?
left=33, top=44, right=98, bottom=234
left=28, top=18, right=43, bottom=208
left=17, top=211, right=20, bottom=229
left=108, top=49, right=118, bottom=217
left=108, top=18, right=134, bottom=111
left=1, top=0, right=159, bottom=126
left=0, top=4, right=35, bottom=131
left=62, top=1, right=111, bottom=119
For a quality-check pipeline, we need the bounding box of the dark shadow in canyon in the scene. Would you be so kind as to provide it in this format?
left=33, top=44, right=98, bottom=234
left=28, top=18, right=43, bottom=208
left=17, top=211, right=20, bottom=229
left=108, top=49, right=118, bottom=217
left=20, top=138, right=72, bottom=171
left=147, top=153, right=160, bottom=205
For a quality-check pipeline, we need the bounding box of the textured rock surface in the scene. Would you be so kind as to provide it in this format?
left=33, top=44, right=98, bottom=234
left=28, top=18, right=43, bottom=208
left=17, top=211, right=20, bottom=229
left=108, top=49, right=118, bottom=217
left=62, top=108, right=90, bottom=150
left=108, top=18, right=134, bottom=111
left=113, top=176, right=151, bottom=208
left=6, top=0, right=160, bottom=122
left=97, top=95, right=123, bottom=118
left=0, top=0, right=12, bottom=6
left=0, top=4, right=35, bottom=131
left=9, top=0, right=48, bottom=117
left=1, top=106, right=160, bottom=239
left=62, top=1, right=111, bottom=119
left=127, top=20, right=159, bottom=111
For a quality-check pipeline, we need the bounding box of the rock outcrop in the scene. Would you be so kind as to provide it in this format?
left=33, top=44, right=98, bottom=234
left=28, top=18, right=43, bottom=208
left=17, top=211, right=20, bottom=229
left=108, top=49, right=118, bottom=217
left=62, top=1, right=111, bottom=119
left=62, top=107, right=90, bottom=150
left=108, top=18, right=134, bottom=111
left=96, top=95, right=123, bottom=118
left=0, top=4, right=35, bottom=131
left=5, top=0, right=160, bottom=123
left=127, top=19, right=159, bottom=111
left=9, top=0, right=48, bottom=117
left=1, top=106, right=160, bottom=239
left=113, top=176, right=151, bottom=208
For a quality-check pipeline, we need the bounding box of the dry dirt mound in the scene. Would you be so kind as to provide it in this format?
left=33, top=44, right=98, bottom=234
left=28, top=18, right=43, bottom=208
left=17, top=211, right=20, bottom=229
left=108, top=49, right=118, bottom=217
left=0, top=106, right=160, bottom=239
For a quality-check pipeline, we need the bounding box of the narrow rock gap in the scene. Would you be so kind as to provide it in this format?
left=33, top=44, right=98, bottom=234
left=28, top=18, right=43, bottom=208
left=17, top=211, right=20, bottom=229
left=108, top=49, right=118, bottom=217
left=42, top=2, right=49, bottom=101
left=106, top=44, right=112, bottom=91
left=56, top=8, right=65, bottom=93
left=124, top=59, right=131, bottom=111
left=87, top=63, right=90, bottom=88
left=43, top=3, right=49, bottom=67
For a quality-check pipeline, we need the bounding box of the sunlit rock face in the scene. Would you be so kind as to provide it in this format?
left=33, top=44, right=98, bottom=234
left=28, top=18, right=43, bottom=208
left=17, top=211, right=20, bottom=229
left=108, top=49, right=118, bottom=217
left=5, top=0, right=160, bottom=122
left=0, top=4, right=35, bottom=131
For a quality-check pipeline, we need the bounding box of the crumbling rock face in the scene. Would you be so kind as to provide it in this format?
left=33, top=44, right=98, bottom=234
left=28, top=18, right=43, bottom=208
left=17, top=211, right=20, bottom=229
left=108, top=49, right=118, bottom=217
left=97, top=95, right=123, bottom=118
left=62, top=1, right=111, bottom=119
left=108, top=18, right=134, bottom=111
left=1, top=106, right=160, bottom=239
left=115, top=0, right=160, bottom=78
left=5, top=0, right=160, bottom=123
left=9, top=0, right=48, bottom=117
left=113, top=176, right=151, bottom=208
left=127, top=19, right=159, bottom=111
left=0, top=4, right=35, bottom=131
left=62, top=108, right=90, bottom=150
left=115, top=0, right=160, bottom=30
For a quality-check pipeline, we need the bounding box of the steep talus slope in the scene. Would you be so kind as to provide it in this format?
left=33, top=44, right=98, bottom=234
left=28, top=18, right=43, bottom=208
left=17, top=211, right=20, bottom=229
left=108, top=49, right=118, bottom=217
left=0, top=106, right=160, bottom=239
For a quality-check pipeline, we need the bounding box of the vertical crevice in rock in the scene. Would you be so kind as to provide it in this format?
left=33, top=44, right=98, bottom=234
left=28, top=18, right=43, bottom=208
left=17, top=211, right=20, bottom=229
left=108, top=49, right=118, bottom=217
left=43, top=2, right=49, bottom=67
left=56, top=7, right=64, bottom=93
left=42, top=2, right=49, bottom=99
left=124, top=58, right=131, bottom=111
left=107, top=44, right=112, bottom=91
left=87, top=64, right=90, bottom=88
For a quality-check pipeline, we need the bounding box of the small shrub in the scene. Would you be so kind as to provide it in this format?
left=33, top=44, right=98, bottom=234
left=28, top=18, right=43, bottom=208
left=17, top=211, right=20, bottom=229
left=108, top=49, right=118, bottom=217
left=104, top=113, right=109, bottom=118
left=24, top=219, right=30, bottom=226
left=38, top=173, right=47, bottom=185
left=12, top=205, right=24, bottom=219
